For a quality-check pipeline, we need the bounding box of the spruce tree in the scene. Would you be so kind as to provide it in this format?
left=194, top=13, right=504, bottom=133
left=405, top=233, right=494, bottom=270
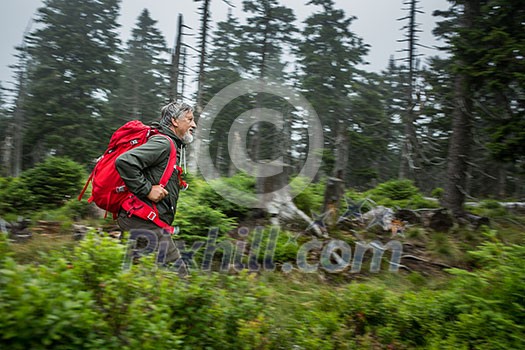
left=297, top=0, right=368, bottom=182
left=434, top=0, right=525, bottom=213
left=397, top=0, right=424, bottom=181
left=21, top=0, right=121, bottom=166
left=239, top=0, right=297, bottom=79
left=346, top=72, right=392, bottom=189
left=0, top=86, right=11, bottom=176
left=201, top=10, right=244, bottom=175
left=109, top=9, right=169, bottom=130
left=238, top=0, right=297, bottom=180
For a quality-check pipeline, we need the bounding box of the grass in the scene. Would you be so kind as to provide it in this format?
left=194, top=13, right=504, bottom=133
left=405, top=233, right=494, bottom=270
left=6, top=233, right=77, bottom=264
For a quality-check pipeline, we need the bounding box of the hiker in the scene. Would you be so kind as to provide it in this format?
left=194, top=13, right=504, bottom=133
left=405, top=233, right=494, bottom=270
left=115, top=101, right=196, bottom=263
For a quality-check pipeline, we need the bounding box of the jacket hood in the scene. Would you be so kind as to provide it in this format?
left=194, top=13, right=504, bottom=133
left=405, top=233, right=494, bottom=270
left=151, top=121, right=185, bottom=150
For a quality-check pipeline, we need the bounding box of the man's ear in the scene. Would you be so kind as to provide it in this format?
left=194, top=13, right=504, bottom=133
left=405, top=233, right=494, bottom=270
left=171, top=117, right=178, bottom=128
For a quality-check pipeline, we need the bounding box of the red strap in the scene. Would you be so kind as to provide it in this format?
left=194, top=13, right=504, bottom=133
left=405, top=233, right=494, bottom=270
left=151, top=134, right=187, bottom=190
left=176, top=165, right=188, bottom=191
left=151, top=134, right=177, bottom=188
left=78, top=172, right=94, bottom=201
left=121, top=196, right=175, bottom=234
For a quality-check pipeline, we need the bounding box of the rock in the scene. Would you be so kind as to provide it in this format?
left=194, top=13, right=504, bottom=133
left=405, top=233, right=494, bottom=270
left=427, top=209, right=454, bottom=232
left=395, top=209, right=421, bottom=225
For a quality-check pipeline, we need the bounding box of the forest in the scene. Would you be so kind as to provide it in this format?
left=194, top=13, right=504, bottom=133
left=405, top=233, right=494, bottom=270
left=0, top=0, right=524, bottom=349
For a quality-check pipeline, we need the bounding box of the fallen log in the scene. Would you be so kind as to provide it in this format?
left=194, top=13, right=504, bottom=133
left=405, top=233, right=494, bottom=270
left=401, top=254, right=452, bottom=269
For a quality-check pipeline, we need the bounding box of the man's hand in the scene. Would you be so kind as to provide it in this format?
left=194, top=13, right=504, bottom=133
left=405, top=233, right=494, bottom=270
left=147, top=185, right=169, bottom=203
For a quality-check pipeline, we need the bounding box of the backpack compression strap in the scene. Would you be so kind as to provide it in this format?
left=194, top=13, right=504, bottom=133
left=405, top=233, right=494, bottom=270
left=121, top=195, right=175, bottom=234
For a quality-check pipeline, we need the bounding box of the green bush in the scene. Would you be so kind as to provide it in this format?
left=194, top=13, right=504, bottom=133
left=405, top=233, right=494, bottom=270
left=175, top=190, right=236, bottom=239
left=249, top=226, right=301, bottom=264
left=291, top=176, right=324, bottom=214
left=1, top=228, right=524, bottom=350
left=364, top=179, right=439, bottom=209
left=469, top=199, right=508, bottom=217
left=197, top=172, right=256, bottom=220
left=20, top=157, right=86, bottom=210
left=367, top=179, right=419, bottom=200
left=428, top=232, right=525, bottom=349
left=431, top=187, right=444, bottom=199
left=0, top=233, right=270, bottom=350
left=479, top=199, right=502, bottom=209
left=0, top=177, right=36, bottom=215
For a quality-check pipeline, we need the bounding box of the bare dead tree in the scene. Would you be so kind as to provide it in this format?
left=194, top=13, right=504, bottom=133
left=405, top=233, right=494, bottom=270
left=195, top=0, right=211, bottom=117
left=180, top=46, right=188, bottom=99
left=397, top=0, right=424, bottom=180
left=169, top=14, right=184, bottom=101
left=194, top=0, right=234, bottom=116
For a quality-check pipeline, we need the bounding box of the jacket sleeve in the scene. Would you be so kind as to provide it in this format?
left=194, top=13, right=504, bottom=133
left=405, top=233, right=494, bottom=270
left=115, top=137, right=172, bottom=198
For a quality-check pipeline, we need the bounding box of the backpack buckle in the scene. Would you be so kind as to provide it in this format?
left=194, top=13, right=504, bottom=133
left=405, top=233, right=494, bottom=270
left=116, top=185, right=126, bottom=193
left=147, top=211, right=156, bottom=221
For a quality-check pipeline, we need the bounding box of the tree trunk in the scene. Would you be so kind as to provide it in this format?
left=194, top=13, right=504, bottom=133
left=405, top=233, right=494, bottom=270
left=442, top=0, right=479, bottom=217
left=2, top=134, right=13, bottom=176
left=497, top=164, right=506, bottom=198
left=443, top=73, right=472, bottom=217
left=195, top=0, right=210, bottom=116
left=169, top=14, right=183, bottom=101
left=398, top=0, right=421, bottom=182
left=180, top=46, right=187, bottom=99
left=321, top=124, right=348, bottom=222
left=254, top=14, right=270, bottom=196
left=323, top=177, right=345, bottom=224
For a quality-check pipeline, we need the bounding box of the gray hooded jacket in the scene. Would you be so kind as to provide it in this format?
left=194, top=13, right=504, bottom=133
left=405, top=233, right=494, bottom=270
left=115, top=122, right=184, bottom=225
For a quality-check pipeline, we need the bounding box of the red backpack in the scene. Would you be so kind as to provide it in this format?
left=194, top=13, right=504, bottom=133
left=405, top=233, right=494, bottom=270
left=78, top=120, right=186, bottom=234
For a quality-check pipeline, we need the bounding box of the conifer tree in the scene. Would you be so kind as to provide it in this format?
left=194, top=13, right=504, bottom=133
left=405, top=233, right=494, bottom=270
left=21, top=0, right=121, bottom=166
left=4, top=24, right=33, bottom=177
left=297, top=0, right=368, bottom=182
left=346, top=72, right=392, bottom=188
left=238, top=0, right=297, bottom=175
left=239, top=0, right=296, bottom=79
left=109, top=9, right=169, bottom=130
left=397, top=0, right=424, bottom=181
left=434, top=0, right=525, bottom=214
left=0, top=86, right=11, bottom=176
left=201, top=10, right=244, bottom=175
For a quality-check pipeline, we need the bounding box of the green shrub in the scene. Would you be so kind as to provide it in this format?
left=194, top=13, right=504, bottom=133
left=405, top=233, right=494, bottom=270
left=364, top=179, right=439, bottom=209
left=197, top=172, right=256, bottom=220
left=291, top=176, right=324, bottom=214
left=1, top=227, right=524, bottom=350
left=367, top=179, right=419, bottom=200
left=175, top=191, right=236, bottom=239
left=469, top=199, right=508, bottom=217
left=20, top=157, right=86, bottom=210
left=60, top=198, right=93, bottom=220
left=428, top=233, right=525, bottom=349
left=0, top=177, right=36, bottom=215
left=479, top=199, right=502, bottom=209
left=431, top=187, right=444, bottom=199
left=249, top=227, right=301, bottom=264
left=0, top=233, right=271, bottom=350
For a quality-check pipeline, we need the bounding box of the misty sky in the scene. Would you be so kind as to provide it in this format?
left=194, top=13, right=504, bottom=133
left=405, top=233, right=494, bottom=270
left=0, top=0, right=449, bottom=98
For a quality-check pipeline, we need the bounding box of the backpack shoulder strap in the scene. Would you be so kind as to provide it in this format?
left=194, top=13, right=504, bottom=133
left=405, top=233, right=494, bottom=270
left=150, top=134, right=177, bottom=188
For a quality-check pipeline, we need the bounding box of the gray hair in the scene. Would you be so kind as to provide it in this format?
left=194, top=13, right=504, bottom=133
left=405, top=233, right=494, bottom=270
left=160, top=101, right=193, bottom=127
